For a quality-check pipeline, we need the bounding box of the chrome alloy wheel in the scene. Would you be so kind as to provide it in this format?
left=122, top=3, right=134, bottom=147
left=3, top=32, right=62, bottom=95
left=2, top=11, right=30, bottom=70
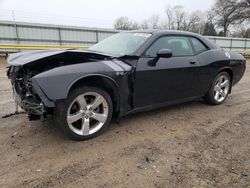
left=67, top=92, right=109, bottom=136
left=213, top=75, right=230, bottom=103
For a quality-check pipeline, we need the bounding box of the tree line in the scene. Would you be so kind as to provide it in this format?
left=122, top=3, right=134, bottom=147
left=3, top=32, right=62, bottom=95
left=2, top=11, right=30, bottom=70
left=113, top=0, right=250, bottom=38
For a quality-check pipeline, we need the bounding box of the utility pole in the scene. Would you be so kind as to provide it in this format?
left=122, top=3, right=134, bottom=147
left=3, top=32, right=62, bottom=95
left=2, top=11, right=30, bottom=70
left=12, top=10, right=19, bottom=44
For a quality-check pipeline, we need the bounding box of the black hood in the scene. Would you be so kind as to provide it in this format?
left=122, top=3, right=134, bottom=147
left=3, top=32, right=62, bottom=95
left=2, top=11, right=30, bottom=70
left=7, top=49, right=115, bottom=66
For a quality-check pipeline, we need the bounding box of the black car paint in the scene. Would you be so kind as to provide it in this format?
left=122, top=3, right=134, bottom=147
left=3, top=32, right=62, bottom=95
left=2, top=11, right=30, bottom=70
left=7, top=30, right=246, bottom=119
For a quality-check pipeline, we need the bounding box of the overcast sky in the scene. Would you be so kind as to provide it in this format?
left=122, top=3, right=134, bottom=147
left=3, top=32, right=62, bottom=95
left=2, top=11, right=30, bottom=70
left=0, top=0, right=215, bottom=28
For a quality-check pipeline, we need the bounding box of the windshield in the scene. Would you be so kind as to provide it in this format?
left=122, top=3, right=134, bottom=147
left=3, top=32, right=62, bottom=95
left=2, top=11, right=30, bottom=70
left=89, top=32, right=152, bottom=56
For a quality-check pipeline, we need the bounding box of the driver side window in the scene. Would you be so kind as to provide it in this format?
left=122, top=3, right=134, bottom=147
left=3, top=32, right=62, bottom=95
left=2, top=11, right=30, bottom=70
left=145, top=36, right=194, bottom=57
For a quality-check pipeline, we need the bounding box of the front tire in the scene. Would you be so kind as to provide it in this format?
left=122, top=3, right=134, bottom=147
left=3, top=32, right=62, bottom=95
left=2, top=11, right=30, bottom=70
left=204, top=72, right=231, bottom=105
left=55, top=87, right=113, bottom=141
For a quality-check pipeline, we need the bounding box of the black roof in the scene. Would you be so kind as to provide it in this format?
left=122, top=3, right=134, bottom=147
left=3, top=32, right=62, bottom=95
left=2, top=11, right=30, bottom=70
left=125, top=29, right=220, bottom=50
left=126, top=29, right=199, bottom=36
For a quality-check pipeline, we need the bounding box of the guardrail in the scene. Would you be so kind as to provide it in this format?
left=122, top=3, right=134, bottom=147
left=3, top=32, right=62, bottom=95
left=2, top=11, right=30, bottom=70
left=0, top=44, right=249, bottom=59
left=0, top=44, right=88, bottom=50
left=0, top=20, right=117, bottom=53
left=0, top=20, right=250, bottom=58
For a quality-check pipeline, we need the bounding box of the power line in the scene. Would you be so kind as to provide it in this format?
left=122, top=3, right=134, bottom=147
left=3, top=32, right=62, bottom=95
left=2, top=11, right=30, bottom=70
left=0, top=9, right=115, bottom=28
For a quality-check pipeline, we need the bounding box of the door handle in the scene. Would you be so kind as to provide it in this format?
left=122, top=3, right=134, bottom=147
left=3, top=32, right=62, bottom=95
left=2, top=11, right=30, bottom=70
left=190, top=61, right=197, bottom=65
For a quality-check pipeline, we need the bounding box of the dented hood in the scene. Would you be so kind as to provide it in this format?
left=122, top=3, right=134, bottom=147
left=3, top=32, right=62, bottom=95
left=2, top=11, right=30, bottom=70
left=7, top=49, right=114, bottom=66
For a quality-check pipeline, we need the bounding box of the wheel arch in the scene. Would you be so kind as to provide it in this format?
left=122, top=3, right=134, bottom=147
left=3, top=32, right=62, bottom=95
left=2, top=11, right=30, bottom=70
left=218, top=68, right=233, bottom=81
left=218, top=67, right=233, bottom=93
left=67, top=74, right=120, bottom=114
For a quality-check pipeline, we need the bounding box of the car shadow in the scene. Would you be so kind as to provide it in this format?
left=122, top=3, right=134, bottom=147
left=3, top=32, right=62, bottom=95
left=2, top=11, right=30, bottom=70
left=116, top=98, right=206, bottom=124
left=35, top=98, right=207, bottom=141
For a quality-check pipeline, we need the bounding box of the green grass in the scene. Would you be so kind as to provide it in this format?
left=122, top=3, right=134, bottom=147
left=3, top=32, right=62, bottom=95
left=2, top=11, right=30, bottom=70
left=236, top=51, right=250, bottom=55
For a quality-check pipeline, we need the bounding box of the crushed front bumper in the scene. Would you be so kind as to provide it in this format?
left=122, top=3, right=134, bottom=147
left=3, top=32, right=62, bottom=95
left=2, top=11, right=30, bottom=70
left=13, top=87, right=44, bottom=116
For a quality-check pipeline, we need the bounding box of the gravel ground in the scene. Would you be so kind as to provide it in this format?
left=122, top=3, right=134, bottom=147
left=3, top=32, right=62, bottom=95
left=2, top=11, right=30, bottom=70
left=0, top=61, right=249, bottom=188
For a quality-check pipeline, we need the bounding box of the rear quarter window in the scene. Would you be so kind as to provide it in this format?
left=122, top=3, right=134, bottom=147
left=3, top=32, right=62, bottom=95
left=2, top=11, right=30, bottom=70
left=190, top=37, right=208, bottom=54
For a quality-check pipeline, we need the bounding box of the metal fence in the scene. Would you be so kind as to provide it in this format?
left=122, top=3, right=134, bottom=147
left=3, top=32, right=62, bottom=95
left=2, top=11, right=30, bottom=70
left=0, top=20, right=250, bottom=53
left=208, top=36, right=250, bottom=51
left=0, top=21, right=117, bottom=52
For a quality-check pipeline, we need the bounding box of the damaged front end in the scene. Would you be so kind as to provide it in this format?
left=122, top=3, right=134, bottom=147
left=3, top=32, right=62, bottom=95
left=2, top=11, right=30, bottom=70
left=6, top=49, right=117, bottom=120
left=7, top=65, right=47, bottom=120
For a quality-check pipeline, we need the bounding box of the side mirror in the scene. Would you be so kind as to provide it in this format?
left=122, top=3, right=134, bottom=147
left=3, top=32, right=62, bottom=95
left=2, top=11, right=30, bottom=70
left=157, top=49, right=173, bottom=59
left=148, top=49, right=173, bottom=67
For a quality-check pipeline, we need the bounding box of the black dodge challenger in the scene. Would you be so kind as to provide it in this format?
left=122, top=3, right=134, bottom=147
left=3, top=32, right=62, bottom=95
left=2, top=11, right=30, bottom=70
left=7, top=30, right=246, bottom=140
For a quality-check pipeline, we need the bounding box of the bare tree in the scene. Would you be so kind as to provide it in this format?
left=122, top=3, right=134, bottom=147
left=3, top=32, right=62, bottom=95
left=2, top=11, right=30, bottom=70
left=140, top=15, right=160, bottom=29
left=114, top=17, right=140, bottom=30
left=232, top=26, right=250, bottom=38
left=213, top=0, right=247, bottom=36
left=140, top=20, right=149, bottom=29
left=131, top=21, right=140, bottom=30
left=114, top=17, right=130, bottom=30
left=183, top=11, right=204, bottom=33
left=206, top=10, right=215, bottom=23
left=203, top=22, right=217, bottom=36
left=165, top=5, right=174, bottom=29
left=235, top=0, right=250, bottom=20
left=148, top=15, right=160, bottom=29
left=173, top=6, right=186, bottom=30
left=113, top=1, right=250, bottom=36
left=229, top=0, right=250, bottom=9
left=244, top=28, right=250, bottom=38
left=163, top=5, right=186, bottom=30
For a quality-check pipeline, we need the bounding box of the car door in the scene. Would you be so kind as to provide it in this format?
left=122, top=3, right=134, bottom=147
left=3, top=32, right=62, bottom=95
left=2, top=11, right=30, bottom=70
left=133, top=35, right=199, bottom=108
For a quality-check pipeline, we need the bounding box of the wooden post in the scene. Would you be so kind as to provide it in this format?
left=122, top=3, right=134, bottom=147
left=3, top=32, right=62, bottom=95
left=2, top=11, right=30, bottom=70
left=58, top=27, right=62, bottom=45
left=96, top=30, right=99, bottom=43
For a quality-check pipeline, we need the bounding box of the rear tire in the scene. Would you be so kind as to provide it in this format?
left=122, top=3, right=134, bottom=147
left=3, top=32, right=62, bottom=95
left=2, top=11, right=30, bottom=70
left=55, top=86, right=113, bottom=141
left=204, top=72, right=231, bottom=105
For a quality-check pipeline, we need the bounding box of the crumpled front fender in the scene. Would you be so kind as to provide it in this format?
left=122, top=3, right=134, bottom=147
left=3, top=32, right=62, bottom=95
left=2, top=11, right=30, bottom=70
left=31, top=61, right=116, bottom=106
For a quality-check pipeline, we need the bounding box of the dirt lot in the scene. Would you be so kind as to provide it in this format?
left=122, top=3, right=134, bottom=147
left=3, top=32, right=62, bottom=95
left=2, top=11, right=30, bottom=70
left=0, top=61, right=249, bottom=188
left=0, top=56, right=6, bottom=64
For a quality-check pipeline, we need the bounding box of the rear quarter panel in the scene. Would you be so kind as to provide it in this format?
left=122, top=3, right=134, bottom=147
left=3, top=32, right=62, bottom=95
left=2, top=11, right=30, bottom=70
left=194, top=49, right=246, bottom=95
